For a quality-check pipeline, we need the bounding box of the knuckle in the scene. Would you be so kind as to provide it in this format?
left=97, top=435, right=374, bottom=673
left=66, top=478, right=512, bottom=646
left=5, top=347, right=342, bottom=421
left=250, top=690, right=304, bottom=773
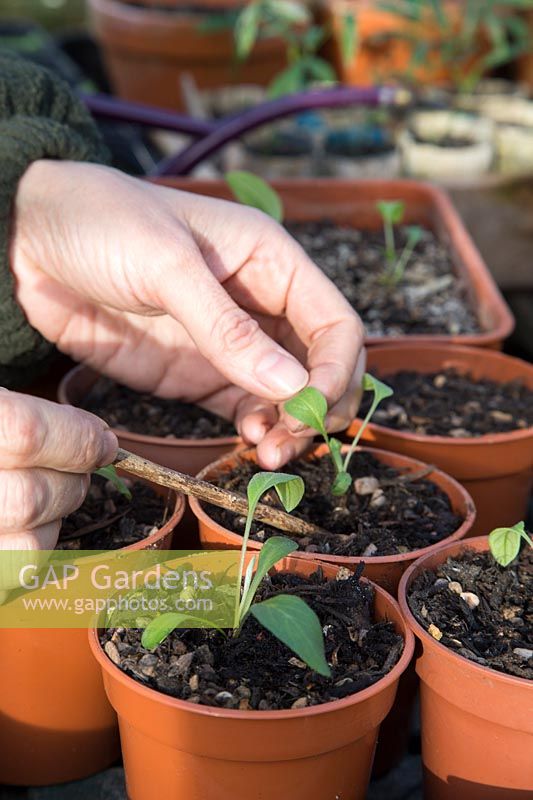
left=75, top=417, right=105, bottom=469
left=0, top=396, right=44, bottom=461
left=215, top=307, right=260, bottom=355
left=0, top=471, right=47, bottom=530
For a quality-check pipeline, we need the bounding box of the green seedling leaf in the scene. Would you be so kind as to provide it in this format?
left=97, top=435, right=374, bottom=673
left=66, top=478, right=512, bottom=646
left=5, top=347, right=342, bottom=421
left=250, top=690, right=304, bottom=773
left=340, top=11, right=357, bottom=67
left=234, top=472, right=304, bottom=628
left=343, top=373, right=394, bottom=473
left=301, top=55, right=337, bottom=83
left=247, top=472, right=305, bottom=515
left=331, top=471, right=352, bottom=496
left=405, top=225, right=423, bottom=247
left=376, top=200, right=405, bottom=225
left=489, top=521, right=533, bottom=567
left=225, top=171, right=284, bottom=222
left=267, top=61, right=305, bottom=98
left=267, top=0, right=311, bottom=25
left=240, top=536, right=297, bottom=619
left=141, top=612, right=218, bottom=650
left=250, top=594, right=331, bottom=676
left=234, top=2, right=261, bottom=61
left=94, top=465, right=132, bottom=500
left=284, top=386, right=328, bottom=437
left=363, top=373, right=394, bottom=404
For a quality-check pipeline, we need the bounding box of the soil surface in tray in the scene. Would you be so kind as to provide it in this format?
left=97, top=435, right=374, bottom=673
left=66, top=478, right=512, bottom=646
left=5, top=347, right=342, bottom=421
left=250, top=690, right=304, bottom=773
left=206, top=452, right=462, bottom=557
left=287, top=222, right=480, bottom=337
left=81, top=377, right=236, bottom=439
left=408, top=547, right=532, bottom=680
left=57, top=475, right=168, bottom=550
left=361, top=368, right=533, bottom=437
left=101, top=567, right=404, bottom=709
left=411, top=132, right=475, bottom=148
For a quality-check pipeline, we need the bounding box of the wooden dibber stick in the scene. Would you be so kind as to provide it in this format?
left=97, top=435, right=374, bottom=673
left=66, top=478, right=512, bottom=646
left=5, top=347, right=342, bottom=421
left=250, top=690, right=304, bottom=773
left=114, top=448, right=329, bottom=539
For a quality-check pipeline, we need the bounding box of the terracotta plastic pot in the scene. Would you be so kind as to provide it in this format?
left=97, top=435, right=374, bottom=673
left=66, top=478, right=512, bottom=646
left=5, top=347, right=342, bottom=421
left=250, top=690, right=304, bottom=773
left=191, top=442, right=473, bottom=777
left=191, top=444, right=475, bottom=596
left=0, top=486, right=185, bottom=786
left=153, top=178, right=514, bottom=349
left=348, top=344, right=533, bottom=538
left=58, top=364, right=242, bottom=479
left=321, top=0, right=478, bottom=88
left=90, top=555, right=414, bottom=800
left=399, top=536, right=533, bottom=800
left=88, top=0, right=302, bottom=111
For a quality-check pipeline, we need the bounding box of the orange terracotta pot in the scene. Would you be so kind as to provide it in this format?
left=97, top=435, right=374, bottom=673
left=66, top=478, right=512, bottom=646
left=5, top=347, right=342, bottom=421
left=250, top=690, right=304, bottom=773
left=0, top=486, right=185, bottom=786
left=191, top=444, right=475, bottom=596
left=191, top=441, right=474, bottom=776
left=89, top=555, right=414, bottom=800
left=88, top=0, right=301, bottom=111
left=347, top=344, right=533, bottom=538
left=154, top=178, right=514, bottom=350
left=321, top=0, right=480, bottom=88
left=59, top=364, right=242, bottom=479
left=399, top=536, right=533, bottom=800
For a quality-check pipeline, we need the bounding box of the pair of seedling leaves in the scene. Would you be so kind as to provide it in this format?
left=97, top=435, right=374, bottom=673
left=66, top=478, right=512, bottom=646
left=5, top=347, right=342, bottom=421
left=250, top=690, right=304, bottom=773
left=138, top=374, right=392, bottom=678
left=225, top=172, right=422, bottom=286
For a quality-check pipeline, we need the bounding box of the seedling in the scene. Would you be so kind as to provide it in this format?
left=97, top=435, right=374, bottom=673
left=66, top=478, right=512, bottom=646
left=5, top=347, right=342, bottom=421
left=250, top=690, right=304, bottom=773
left=94, top=465, right=132, bottom=500
left=284, top=373, right=393, bottom=496
left=141, top=471, right=331, bottom=677
left=231, top=0, right=356, bottom=98
left=489, top=521, right=533, bottom=567
left=376, top=200, right=422, bottom=286
left=378, top=0, right=531, bottom=94
left=225, top=171, right=284, bottom=222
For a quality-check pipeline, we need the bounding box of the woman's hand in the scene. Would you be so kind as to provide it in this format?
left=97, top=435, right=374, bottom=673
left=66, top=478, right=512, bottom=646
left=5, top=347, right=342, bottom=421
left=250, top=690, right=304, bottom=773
left=0, top=389, right=117, bottom=549
left=11, top=160, right=365, bottom=468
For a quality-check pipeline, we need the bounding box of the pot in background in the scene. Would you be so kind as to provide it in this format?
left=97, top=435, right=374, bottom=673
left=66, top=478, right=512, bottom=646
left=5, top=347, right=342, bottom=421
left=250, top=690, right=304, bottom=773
left=0, top=487, right=185, bottom=786
left=399, top=536, right=533, bottom=800
left=399, top=111, right=495, bottom=180
left=88, top=0, right=304, bottom=111
left=152, top=178, right=514, bottom=350
left=90, top=555, right=414, bottom=800
left=322, top=127, right=400, bottom=178
left=58, top=364, right=242, bottom=480
left=347, top=344, right=533, bottom=537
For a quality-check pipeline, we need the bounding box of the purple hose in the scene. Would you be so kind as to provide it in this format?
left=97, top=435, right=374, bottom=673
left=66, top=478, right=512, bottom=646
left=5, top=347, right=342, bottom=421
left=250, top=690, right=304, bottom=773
left=154, top=86, right=404, bottom=176
left=82, top=93, right=214, bottom=138
left=83, top=85, right=409, bottom=176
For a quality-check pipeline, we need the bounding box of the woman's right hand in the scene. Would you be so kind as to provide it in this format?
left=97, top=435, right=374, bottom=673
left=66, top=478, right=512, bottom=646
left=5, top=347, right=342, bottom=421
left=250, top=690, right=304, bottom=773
left=0, top=389, right=117, bottom=550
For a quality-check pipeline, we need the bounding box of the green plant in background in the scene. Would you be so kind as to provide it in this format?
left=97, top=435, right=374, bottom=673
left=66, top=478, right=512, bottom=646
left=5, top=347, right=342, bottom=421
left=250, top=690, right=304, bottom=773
left=233, top=0, right=357, bottom=97
left=284, top=374, right=393, bottom=496
left=489, top=521, right=533, bottom=566
left=142, top=472, right=331, bottom=677
left=225, top=170, right=284, bottom=221
left=376, top=200, right=422, bottom=286
left=378, top=0, right=532, bottom=93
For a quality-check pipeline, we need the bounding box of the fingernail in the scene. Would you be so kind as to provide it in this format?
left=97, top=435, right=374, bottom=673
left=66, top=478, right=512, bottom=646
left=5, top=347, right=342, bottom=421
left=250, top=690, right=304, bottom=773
left=255, top=352, right=308, bottom=397
left=99, top=430, right=118, bottom=467
left=285, top=418, right=307, bottom=434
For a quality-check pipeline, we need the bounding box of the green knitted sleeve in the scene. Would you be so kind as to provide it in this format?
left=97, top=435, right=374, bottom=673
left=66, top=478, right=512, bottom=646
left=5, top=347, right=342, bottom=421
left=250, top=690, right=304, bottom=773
left=0, top=53, right=108, bottom=389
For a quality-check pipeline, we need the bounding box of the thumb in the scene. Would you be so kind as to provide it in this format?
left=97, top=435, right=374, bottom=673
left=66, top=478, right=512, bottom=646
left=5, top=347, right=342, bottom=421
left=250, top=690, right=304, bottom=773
left=154, top=242, right=308, bottom=402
